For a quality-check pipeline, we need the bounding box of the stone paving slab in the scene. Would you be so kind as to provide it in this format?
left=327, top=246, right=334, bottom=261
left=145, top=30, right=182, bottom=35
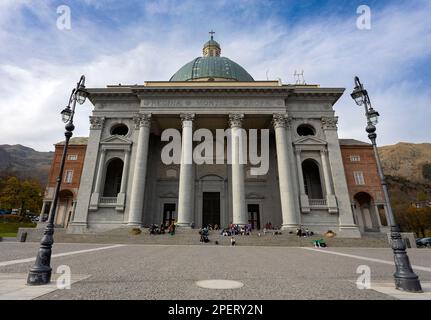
left=370, top=282, right=431, bottom=300
left=0, top=273, right=90, bottom=300
left=1, top=244, right=430, bottom=299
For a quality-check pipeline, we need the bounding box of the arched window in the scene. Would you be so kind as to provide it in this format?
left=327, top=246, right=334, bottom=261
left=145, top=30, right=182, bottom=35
left=302, top=159, right=323, bottom=199
left=297, top=124, right=316, bottom=136
left=110, top=124, right=129, bottom=136
left=103, top=158, right=124, bottom=197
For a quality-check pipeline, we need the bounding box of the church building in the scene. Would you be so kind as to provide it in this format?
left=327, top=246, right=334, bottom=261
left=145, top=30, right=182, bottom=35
left=67, top=34, right=387, bottom=238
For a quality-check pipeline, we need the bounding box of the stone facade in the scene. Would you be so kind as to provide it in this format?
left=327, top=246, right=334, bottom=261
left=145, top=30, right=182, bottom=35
left=61, top=80, right=367, bottom=238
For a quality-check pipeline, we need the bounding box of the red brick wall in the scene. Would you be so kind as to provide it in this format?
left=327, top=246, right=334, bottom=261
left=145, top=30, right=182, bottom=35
left=340, top=145, right=384, bottom=202
left=46, top=144, right=87, bottom=197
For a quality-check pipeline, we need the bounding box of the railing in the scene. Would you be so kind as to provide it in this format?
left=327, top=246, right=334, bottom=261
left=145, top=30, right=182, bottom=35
left=99, top=197, right=117, bottom=204
left=309, top=199, right=327, bottom=207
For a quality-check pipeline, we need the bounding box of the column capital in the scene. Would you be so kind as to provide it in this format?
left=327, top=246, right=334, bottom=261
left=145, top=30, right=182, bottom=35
left=321, top=116, right=338, bottom=130
left=272, top=113, right=289, bottom=129
left=133, top=113, right=152, bottom=129
left=229, top=113, right=244, bottom=128
left=89, top=116, right=105, bottom=130
left=180, top=113, right=195, bottom=122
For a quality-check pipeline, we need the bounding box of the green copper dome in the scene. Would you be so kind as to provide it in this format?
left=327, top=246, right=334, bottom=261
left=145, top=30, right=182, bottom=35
left=170, top=33, right=254, bottom=82
left=170, top=56, right=254, bottom=82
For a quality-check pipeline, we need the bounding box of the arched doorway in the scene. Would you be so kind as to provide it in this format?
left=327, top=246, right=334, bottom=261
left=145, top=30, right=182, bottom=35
left=56, top=189, right=74, bottom=227
left=302, top=159, right=323, bottom=199
left=103, top=158, right=124, bottom=197
left=354, top=192, right=379, bottom=232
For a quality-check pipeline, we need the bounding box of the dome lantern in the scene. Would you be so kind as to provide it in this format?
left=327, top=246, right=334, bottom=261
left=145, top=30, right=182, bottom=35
left=203, top=30, right=221, bottom=57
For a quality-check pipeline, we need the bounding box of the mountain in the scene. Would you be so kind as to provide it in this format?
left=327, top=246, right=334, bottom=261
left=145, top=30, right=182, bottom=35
left=379, top=142, right=431, bottom=184
left=0, top=144, right=53, bottom=185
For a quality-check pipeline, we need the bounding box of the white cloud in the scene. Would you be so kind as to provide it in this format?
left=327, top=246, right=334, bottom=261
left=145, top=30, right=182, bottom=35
left=0, top=1, right=430, bottom=151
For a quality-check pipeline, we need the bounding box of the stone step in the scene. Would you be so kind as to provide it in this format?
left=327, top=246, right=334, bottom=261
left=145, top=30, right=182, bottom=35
left=17, top=226, right=390, bottom=247
left=51, top=228, right=390, bottom=247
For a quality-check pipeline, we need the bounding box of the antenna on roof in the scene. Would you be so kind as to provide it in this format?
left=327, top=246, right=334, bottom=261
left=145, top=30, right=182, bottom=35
left=266, top=70, right=269, bottom=80
left=294, top=70, right=305, bottom=85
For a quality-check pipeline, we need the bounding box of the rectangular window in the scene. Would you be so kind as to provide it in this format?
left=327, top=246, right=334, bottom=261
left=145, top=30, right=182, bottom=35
left=68, top=154, right=78, bottom=160
left=353, top=171, right=365, bottom=185
left=65, top=170, right=73, bottom=183
left=350, top=155, right=361, bottom=162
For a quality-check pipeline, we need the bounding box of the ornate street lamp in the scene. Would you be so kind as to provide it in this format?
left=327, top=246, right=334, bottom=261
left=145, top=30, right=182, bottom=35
left=27, top=75, right=88, bottom=285
left=351, top=76, right=422, bottom=293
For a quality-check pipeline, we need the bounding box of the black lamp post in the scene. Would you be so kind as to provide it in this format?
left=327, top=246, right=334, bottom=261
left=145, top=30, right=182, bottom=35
left=351, top=76, right=422, bottom=293
left=27, top=75, right=88, bottom=285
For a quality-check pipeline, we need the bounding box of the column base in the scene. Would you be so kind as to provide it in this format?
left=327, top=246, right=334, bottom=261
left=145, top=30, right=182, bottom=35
left=300, top=194, right=310, bottom=213
left=338, top=225, right=361, bottom=238
left=116, top=193, right=126, bottom=212
left=281, top=224, right=299, bottom=232
left=127, top=222, right=142, bottom=227
left=176, top=222, right=192, bottom=228
left=89, top=193, right=100, bottom=211
left=232, top=222, right=248, bottom=227
left=67, top=222, right=88, bottom=234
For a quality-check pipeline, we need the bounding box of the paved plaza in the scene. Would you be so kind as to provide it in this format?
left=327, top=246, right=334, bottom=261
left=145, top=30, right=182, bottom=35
left=0, top=242, right=430, bottom=300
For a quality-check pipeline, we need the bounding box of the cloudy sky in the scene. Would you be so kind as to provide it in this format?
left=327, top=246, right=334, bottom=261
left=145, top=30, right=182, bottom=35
left=0, top=0, right=430, bottom=151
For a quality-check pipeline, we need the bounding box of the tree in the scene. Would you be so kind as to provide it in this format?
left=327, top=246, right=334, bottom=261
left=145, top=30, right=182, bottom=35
left=0, top=176, right=43, bottom=214
left=20, top=179, right=43, bottom=214
left=403, top=206, right=431, bottom=237
left=0, top=176, right=21, bottom=211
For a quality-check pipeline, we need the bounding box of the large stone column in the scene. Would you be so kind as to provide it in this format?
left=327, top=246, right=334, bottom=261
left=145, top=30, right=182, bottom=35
left=321, top=116, right=360, bottom=237
left=116, top=149, right=130, bottom=211
left=320, top=149, right=338, bottom=213
left=273, top=114, right=298, bottom=230
left=89, top=148, right=106, bottom=210
left=69, top=116, right=105, bottom=233
left=127, top=113, right=151, bottom=226
left=295, top=149, right=310, bottom=213
left=177, top=113, right=195, bottom=227
left=229, top=114, right=247, bottom=225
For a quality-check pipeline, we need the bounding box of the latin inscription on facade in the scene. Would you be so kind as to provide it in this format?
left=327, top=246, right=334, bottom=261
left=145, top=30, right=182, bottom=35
left=142, top=98, right=284, bottom=108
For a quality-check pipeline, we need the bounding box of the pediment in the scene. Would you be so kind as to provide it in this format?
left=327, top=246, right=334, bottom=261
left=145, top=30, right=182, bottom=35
left=293, top=136, right=327, bottom=146
left=100, top=135, right=132, bottom=145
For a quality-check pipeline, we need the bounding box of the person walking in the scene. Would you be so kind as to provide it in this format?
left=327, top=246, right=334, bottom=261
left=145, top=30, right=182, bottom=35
left=231, top=237, right=236, bottom=246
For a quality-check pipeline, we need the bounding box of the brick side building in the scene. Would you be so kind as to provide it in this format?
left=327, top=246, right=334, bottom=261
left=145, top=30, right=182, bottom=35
left=339, top=139, right=389, bottom=233
left=40, top=137, right=88, bottom=227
